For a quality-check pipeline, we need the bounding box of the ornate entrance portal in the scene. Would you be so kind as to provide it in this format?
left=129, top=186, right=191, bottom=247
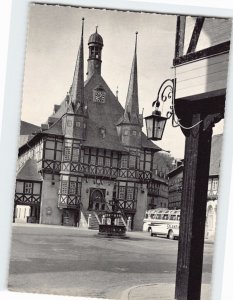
left=88, top=188, right=106, bottom=211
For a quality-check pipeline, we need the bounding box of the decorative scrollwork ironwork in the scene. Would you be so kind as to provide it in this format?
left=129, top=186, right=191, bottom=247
left=152, top=79, right=175, bottom=107
left=149, top=77, right=206, bottom=131
left=152, top=79, right=179, bottom=127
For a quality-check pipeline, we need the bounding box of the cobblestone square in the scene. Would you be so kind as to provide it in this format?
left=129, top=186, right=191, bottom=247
left=8, top=224, right=213, bottom=299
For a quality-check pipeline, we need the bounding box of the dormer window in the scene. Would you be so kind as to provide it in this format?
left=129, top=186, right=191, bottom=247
left=67, top=120, right=72, bottom=127
left=99, top=127, right=106, bottom=139
left=93, top=86, right=106, bottom=103
left=25, top=182, right=32, bottom=194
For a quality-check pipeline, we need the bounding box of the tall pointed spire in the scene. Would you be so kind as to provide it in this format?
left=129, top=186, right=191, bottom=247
left=123, top=32, right=140, bottom=125
left=70, top=18, right=85, bottom=114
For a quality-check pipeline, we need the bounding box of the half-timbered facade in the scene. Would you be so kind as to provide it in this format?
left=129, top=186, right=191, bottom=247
left=168, top=134, right=223, bottom=240
left=15, top=159, right=42, bottom=223
left=167, top=164, right=183, bottom=210
left=15, top=21, right=171, bottom=230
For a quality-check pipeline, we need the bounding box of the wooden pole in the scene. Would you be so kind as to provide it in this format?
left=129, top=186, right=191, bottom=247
left=174, top=16, right=186, bottom=58
left=175, top=113, right=213, bottom=300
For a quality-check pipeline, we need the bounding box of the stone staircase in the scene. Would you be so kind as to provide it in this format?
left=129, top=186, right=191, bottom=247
left=88, top=211, right=101, bottom=230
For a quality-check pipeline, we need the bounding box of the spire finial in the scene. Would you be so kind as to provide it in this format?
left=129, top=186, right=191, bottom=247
left=96, top=25, right=98, bottom=33
left=81, top=17, right=85, bottom=36
left=66, top=91, right=70, bottom=105
left=116, top=86, right=119, bottom=99
left=135, top=31, right=138, bottom=52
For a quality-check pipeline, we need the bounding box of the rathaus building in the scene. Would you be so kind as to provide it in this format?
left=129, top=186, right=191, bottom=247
left=14, top=20, right=170, bottom=230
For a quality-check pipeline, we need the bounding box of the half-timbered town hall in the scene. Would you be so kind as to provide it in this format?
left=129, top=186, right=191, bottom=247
left=14, top=20, right=172, bottom=230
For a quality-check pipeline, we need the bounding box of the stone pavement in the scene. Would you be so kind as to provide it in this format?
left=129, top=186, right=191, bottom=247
left=11, top=224, right=213, bottom=300
left=121, top=283, right=211, bottom=300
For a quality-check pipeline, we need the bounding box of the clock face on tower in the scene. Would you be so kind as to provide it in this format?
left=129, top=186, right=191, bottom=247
left=94, top=87, right=106, bottom=103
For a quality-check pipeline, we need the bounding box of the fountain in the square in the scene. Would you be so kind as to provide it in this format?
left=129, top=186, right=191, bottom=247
left=98, top=211, right=127, bottom=238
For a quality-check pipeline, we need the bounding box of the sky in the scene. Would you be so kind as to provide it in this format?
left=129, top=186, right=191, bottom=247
left=21, top=4, right=224, bottom=159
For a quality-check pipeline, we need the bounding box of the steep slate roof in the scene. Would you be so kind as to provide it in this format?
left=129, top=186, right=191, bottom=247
left=209, top=134, right=222, bottom=176
left=46, top=72, right=160, bottom=152
left=20, top=121, right=40, bottom=135
left=141, top=133, right=160, bottom=150
left=17, top=159, right=42, bottom=181
left=82, top=74, right=129, bottom=151
left=167, top=164, right=184, bottom=178
left=44, top=118, right=64, bottom=136
left=19, top=121, right=41, bottom=148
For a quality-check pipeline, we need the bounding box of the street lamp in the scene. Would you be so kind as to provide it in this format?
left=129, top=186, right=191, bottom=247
left=145, top=79, right=177, bottom=141
left=144, top=108, right=167, bottom=141
left=145, top=78, right=203, bottom=141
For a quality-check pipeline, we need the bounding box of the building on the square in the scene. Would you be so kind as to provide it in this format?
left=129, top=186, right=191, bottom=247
left=147, top=152, right=175, bottom=210
left=14, top=21, right=173, bottom=230
left=167, top=162, right=183, bottom=210
left=205, top=134, right=222, bottom=240
left=167, top=134, right=222, bottom=239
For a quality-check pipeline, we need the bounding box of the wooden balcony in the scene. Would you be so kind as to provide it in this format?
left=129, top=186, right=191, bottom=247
left=42, top=159, right=61, bottom=174
left=58, top=194, right=81, bottom=209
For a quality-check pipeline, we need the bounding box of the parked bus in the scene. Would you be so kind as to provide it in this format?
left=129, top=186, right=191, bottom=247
left=143, top=208, right=180, bottom=240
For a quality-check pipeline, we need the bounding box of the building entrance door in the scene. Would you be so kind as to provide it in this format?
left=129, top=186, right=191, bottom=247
left=14, top=204, right=40, bottom=223
left=88, top=188, right=106, bottom=211
left=62, top=209, right=79, bottom=227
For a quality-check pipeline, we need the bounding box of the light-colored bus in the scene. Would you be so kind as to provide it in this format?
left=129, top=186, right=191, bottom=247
left=143, top=208, right=180, bottom=240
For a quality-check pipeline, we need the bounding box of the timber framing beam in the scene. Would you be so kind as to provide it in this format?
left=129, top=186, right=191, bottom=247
left=175, top=16, right=186, bottom=58
left=173, top=41, right=230, bottom=66
left=186, top=17, right=205, bottom=54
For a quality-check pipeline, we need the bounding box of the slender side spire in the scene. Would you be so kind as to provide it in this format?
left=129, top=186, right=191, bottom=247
left=116, top=86, right=119, bottom=100
left=70, top=18, right=85, bottom=114
left=123, top=32, right=140, bottom=125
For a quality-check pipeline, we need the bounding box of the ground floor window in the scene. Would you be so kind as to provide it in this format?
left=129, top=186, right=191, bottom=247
left=116, top=181, right=137, bottom=210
